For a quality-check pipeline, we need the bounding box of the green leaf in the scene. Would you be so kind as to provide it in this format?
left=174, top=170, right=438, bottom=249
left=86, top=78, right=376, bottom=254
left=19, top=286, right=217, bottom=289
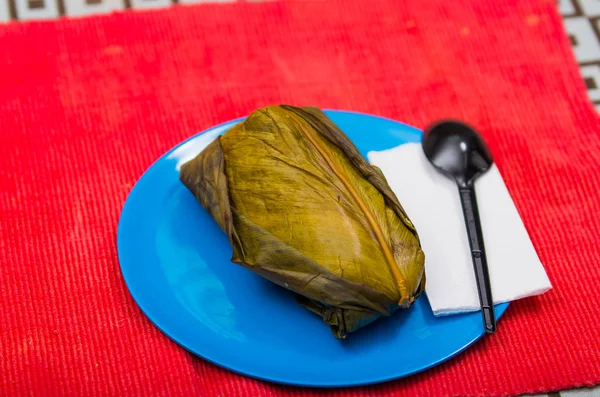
left=180, top=105, right=425, bottom=338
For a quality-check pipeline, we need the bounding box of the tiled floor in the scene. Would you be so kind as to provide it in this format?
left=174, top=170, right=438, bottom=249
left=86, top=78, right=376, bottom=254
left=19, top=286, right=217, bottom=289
left=561, top=0, right=600, bottom=111
left=528, top=387, right=600, bottom=397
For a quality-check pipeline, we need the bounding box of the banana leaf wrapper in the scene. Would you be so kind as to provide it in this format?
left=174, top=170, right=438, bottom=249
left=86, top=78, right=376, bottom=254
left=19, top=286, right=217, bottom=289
left=180, top=105, right=425, bottom=339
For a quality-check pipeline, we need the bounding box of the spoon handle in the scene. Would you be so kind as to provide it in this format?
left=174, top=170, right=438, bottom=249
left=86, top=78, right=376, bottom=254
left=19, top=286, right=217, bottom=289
left=458, top=186, right=497, bottom=334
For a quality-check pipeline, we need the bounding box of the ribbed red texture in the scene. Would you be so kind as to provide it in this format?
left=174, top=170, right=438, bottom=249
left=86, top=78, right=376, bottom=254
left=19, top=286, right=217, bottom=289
left=1, top=1, right=600, bottom=395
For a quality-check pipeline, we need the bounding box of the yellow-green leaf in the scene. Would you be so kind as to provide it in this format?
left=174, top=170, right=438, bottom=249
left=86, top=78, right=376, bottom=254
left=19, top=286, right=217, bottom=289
left=180, top=105, right=425, bottom=338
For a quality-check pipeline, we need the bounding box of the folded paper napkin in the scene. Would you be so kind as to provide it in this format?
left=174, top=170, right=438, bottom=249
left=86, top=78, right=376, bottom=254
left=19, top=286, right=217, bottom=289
left=368, top=143, right=552, bottom=316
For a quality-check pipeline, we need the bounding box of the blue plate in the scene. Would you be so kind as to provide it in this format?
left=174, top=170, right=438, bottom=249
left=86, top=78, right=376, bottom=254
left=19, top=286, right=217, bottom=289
left=117, top=110, right=508, bottom=388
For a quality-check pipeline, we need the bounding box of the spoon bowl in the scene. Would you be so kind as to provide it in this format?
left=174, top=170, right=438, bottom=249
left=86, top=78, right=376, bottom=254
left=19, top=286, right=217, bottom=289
left=422, top=120, right=493, bottom=188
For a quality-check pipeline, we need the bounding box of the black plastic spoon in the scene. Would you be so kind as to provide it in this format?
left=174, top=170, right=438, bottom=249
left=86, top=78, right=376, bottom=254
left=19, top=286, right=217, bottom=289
left=422, top=120, right=497, bottom=334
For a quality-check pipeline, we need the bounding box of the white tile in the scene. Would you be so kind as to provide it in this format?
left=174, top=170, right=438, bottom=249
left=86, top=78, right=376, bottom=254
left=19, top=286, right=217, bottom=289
left=565, top=17, right=600, bottom=63
left=0, top=0, right=10, bottom=21
left=580, top=64, right=600, bottom=101
left=579, top=0, right=600, bottom=17
left=560, top=0, right=577, bottom=16
left=14, top=0, right=59, bottom=20
left=130, top=0, right=172, bottom=10
left=563, top=386, right=600, bottom=397
left=64, top=0, right=124, bottom=17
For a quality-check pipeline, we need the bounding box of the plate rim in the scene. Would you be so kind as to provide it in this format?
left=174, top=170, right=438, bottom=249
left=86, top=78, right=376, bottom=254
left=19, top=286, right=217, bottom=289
left=116, top=109, right=509, bottom=388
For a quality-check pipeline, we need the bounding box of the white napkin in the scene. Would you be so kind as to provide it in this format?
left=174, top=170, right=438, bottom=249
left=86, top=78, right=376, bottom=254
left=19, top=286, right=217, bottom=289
left=368, top=143, right=552, bottom=316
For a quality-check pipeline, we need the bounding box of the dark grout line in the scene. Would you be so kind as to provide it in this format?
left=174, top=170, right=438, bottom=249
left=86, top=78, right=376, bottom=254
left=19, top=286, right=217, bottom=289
left=7, top=0, right=17, bottom=20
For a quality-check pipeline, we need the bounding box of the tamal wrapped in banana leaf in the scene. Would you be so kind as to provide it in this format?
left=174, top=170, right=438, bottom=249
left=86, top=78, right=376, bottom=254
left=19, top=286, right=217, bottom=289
left=179, top=105, right=425, bottom=339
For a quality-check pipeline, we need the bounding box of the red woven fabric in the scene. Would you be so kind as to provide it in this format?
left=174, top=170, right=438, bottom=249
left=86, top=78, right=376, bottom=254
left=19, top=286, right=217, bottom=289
left=1, top=0, right=600, bottom=395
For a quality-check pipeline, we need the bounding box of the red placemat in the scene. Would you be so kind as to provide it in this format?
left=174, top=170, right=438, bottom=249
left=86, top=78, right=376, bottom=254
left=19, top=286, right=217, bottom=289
left=1, top=0, right=600, bottom=395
